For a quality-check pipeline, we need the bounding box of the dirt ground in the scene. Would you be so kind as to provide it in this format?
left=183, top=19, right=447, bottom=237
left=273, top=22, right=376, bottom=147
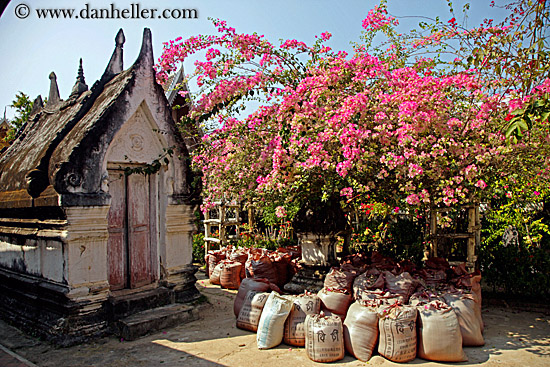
left=2, top=272, right=549, bottom=367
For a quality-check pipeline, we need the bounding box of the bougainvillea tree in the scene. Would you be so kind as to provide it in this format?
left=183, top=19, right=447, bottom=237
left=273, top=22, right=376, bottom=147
left=156, top=0, right=550, bottom=231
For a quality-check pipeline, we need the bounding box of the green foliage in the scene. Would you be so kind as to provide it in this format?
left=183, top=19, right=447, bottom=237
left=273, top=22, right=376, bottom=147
left=3, top=91, right=34, bottom=144
left=122, top=147, right=174, bottom=176
left=350, top=214, right=426, bottom=264
left=10, top=91, right=33, bottom=130
left=259, top=201, right=300, bottom=227
left=192, top=233, right=206, bottom=264
left=230, top=223, right=298, bottom=250
left=479, top=200, right=550, bottom=299
left=505, top=93, right=550, bottom=143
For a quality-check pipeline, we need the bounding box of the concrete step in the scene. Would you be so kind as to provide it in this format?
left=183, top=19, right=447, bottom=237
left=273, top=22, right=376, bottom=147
left=107, top=287, right=174, bottom=321
left=114, top=303, right=200, bottom=341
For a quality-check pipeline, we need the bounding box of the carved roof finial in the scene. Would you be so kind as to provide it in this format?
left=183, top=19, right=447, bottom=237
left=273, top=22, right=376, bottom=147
left=101, top=29, right=125, bottom=83
left=116, top=28, right=125, bottom=46
left=30, top=95, right=43, bottom=116
left=133, top=28, right=154, bottom=78
left=46, top=72, right=61, bottom=107
left=70, top=58, right=89, bottom=98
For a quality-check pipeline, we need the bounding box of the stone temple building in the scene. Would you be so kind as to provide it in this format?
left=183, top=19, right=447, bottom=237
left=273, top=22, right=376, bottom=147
left=0, top=28, right=200, bottom=345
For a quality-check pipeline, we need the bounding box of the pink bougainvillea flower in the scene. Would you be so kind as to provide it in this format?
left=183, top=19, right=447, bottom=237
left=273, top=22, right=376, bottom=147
left=275, top=206, right=287, bottom=218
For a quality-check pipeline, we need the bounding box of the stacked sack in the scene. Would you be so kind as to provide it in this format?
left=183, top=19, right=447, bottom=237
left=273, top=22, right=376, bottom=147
left=284, top=292, right=321, bottom=346
left=234, top=283, right=345, bottom=362
left=206, top=245, right=301, bottom=290
left=229, top=251, right=483, bottom=364
left=317, top=266, right=356, bottom=320
left=337, top=252, right=483, bottom=363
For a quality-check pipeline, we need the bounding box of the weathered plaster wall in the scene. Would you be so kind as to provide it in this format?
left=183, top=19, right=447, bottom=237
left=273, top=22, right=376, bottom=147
left=164, top=204, right=194, bottom=270
left=0, top=220, right=66, bottom=283
left=64, top=206, right=109, bottom=290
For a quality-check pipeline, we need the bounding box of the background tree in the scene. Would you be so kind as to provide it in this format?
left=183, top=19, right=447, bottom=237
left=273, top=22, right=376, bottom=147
left=157, top=1, right=549, bottom=243
left=2, top=91, right=34, bottom=144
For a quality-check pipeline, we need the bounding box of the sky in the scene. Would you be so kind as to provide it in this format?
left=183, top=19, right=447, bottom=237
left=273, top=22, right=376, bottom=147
left=0, top=0, right=509, bottom=121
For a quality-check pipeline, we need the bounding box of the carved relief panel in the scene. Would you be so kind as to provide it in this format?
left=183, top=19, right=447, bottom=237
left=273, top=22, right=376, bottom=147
left=105, top=107, right=166, bottom=165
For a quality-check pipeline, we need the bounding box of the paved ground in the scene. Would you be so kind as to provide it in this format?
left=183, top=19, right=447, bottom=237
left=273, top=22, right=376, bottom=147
left=0, top=344, right=38, bottom=367
left=1, top=273, right=549, bottom=367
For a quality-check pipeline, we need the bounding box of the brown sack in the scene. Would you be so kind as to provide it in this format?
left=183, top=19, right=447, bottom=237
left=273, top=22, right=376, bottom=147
left=205, top=254, right=214, bottom=278
left=344, top=301, right=379, bottom=362
left=229, top=249, right=248, bottom=279
left=220, top=261, right=243, bottom=290
left=206, top=250, right=226, bottom=278
left=452, top=271, right=483, bottom=332
left=318, top=288, right=352, bottom=321
left=246, top=250, right=279, bottom=285
left=234, top=278, right=273, bottom=317
left=284, top=293, right=321, bottom=346
left=409, top=290, right=444, bottom=306
left=423, top=269, right=448, bottom=287
left=417, top=301, right=468, bottom=362
left=353, top=272, right=385, bottom=300
left=324, top=267, right=357, bottom=293
left=271, top=252, right=292, bottom=288
left=236, top=291, right=270, bottom=332
left=305, top=314, right=344, bottom=363
left=383, top=271, right=417, bottom=304
left=443, top=293, right=484, bottom=346
left=209, top=262, right=224, bottom=285
left=378, top=304, right=418, bottom=363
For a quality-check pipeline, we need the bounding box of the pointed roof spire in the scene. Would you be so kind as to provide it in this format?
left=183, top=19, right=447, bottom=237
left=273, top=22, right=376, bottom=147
left=135, top=28, right=153, bottom=69
left=70, top=58, right=89, bottom=98
left=101, top=29, right=125, bottom=83
left=45, top=72, right=61, bottom=108
left=30, top=95, right=44, bottom=116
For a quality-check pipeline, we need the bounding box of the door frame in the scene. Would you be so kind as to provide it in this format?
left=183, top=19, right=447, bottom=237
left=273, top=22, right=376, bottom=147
left=106, top=165, right=159, bottom=291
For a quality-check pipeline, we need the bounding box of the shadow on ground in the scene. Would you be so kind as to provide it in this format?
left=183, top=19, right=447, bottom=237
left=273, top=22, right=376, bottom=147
left=0, top=271, right=548, bottom=367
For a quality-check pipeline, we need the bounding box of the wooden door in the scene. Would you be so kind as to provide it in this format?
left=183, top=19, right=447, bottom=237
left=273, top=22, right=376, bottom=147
left=127, top=173, right=152, bottom=288
left=107, top=170, right=153, bottom=290
left=107, top=172, right=127, bottom=290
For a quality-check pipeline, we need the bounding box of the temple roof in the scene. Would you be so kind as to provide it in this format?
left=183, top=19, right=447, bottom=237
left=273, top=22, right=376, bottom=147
left=0, top=28, right=193, bottom=209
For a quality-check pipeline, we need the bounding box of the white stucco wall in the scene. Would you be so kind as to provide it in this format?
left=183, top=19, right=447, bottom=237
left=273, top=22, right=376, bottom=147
left=64, top=206, right=109, bottom=287
left=0, top=234, right=65, bottom=283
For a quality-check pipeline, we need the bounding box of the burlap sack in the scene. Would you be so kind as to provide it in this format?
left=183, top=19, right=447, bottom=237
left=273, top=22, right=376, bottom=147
left=452, top=270, right=483, bottom=332
left=324, top=267, right=357, bottom=292
left=344, top=301, right=379, bottom=362
left=229, top=249, right=248, bottom=279
left=246, top=250, right=279, bottom=285
left=353, top=272, right=385, bottom=301
left=256, top=292, right=293, bottom=349
left=234, top=278, right=275, bottom=317
left=236, top=291, right=270, bottom=332
left=417, top=301, right=468, bottom=362
left=409, top=290, right=444, bottom=306
left=284, top=293, right=321, bottom=346
left=220, top=261, right=243, bottom=290
left=318, top=288, right=352, bottom=321
left=443, top=293, right=484, bottom=346
left=270, top=251, right=292, bottom=288
left=378, top=304, right=418, bottom=363
left=383, top=271, right=417, bottom=304
left=209, top=262, right=224, bottom=285
left=206, top=249, right=227, bottom=277
left=305, top=314, right=344, bottom=363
